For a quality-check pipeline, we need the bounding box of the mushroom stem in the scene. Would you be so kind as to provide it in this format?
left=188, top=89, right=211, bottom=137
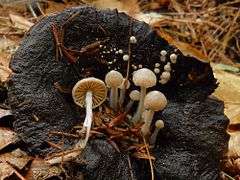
left=149, top=129, right=160, bottom=146
left=125, top=100, right=134, bottom=112
left=82, top=91, right=93, bottom=146
left=141, top=110, right=154, bottom=136
left=132, top=87, right=146, bottom=122
left=119, top=87, right=126, bottom=108
left=110, top=87, right=118, bottom=111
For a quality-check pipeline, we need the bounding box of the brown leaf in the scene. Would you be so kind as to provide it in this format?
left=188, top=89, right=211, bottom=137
left=0, top=65, right=12, bottom=83
left=0, top=128, right=18, bottom=150
left=9, top=14, right=34, bottom=31
left=0, top=162, right=15, bottom=179
left=0, top=148, right=32, bottom=169
left=25, top=159, right=62, bottom=180
left=227, top=132, right=240, bottom=158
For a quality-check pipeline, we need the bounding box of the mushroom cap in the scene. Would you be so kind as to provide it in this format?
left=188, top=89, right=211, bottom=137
left=129, top=90, right=140, bottom=101
left=144, top=91, right=167, bottom=111
left=119, top=79, right=130, bottom=89
left=105, top=70, right=123, bottom=87
left=160, top=71, right=171, bottom=80
left=72, top=77, right=107, bottom=108
left=132, top=68, right=156, bottom=88
left=155, top=120, right=164, bottom=129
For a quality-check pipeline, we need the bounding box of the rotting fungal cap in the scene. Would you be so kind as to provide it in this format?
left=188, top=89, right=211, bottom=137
left=72, top=77, right=107, bottom=108
left=132, top=68, right=157, bottom=88
left=129, top=90, right=140, bottom=101
left=144, top=91, right=167, bottom=111
left=105, top=70, right=124, bottom=88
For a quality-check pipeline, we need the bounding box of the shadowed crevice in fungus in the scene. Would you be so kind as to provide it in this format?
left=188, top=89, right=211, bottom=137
left=8, top=6, right=229, bottom=179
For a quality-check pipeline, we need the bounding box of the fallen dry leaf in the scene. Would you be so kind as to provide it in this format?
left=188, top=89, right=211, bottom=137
left=0, top=162, right=15, bottom=179
left=0, top=65, right=12, bottom=83
left=227, top=132, right=240, bottom=158
left=9, top=14, right=34, bottom=31
left=0, top=148, right=32, bottom=169
left=0, top=128, right=17, bottom=150
left=25, top=159, right=62, bottom=179
left=213, top=64, right=240, bottom=124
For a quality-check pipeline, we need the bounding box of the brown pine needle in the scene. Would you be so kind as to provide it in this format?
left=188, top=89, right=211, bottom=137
left=143, top=135, right=154, bottom=180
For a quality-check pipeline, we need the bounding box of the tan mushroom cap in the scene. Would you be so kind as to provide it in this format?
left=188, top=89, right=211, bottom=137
left=132, top=68, right=157, bottom=88
left=144, top=91, right=167, bottom=111
left=105, top=70, right=123, bottom=87
left=72, top=77, right=107, bottom=108
left=129, top=90, right=140, bottom=101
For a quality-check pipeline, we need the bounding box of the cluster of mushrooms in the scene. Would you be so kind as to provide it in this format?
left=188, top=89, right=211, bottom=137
left=72, top=67, right=167, bottom=149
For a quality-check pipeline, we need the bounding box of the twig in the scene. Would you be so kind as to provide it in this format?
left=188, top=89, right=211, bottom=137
left=127, top=155, right=134, bottom=180
left=143, top=136, right=154, bottom=180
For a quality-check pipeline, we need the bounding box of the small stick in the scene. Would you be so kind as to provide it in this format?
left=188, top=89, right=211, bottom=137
left=143, top=136, right=154, bottom=180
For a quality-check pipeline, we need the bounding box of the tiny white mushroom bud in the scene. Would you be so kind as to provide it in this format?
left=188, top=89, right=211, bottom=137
left=123, top=54, right=129, bottom=61
left=105, top=70, right=124, bottom=110
left=154, top=68, right=160, bottom=74
left=118, top=78, right=131, bottom=107
left=149, top=120, right=164, bottom=145
left=170, top=53, right=177, bottom=64
left=159, top=78, right=168, bottom=84
left=160, top=71, right=171, bottom=80
left=126, top=90, right=140, bottom=112
left=155, top=63, right=160, bottom=67
left=138, top=64, right=143, bottom=68
left=132, top=68, right=157, bottom=123
left=118, top=49, right=123, bottom=54
left=160, top=50, right=167, bottom=56
left=141, top=91, right=167, bottom=136
left=164, top=62, right=171, bottom=72
left=130, top=36, right=137, bottom=44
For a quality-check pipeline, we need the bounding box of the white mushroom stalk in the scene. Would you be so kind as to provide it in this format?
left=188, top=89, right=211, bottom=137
left=125, top=90, right=140, bottom=112
left=105, top=70, right=123, bottom=111
left=141, top=91, right=167, bottom=136
left=150, top=120, right=164, bottom=146
left=119, top=78, right=130, bottom=108
left=72, top=77, right=107, bottom=148
left=132, top=68, right=156, bottom=123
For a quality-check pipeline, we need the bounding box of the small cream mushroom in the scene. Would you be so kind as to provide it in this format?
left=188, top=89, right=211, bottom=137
left=72, top=77, right=107, bottom=147
left=141, top=91, right=167, bottom=136
left=125, top=90, right=140, bottom=112
left=160, top=50, right=167, bottom=62
left=159, top=79, right=168, bottom=84
left=160, top=71, right=171, bottom=81
left=164, top=62, right=171, bottom=72
left=132, top=68, right=157, bottom=122
left=170, top=53, right=177, bottom=64
left=149, top=120, right=164, bottom=145
left=118, top=78, right=131, bottom=108
left=123, top=54, right=129, bottom=61
left=130, top=36, right=137, bottom=44
left=105, top=70, right=123, bottom=110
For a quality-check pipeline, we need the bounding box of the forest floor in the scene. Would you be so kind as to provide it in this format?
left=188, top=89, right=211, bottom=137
left=0, top=0, right=239, bottom=179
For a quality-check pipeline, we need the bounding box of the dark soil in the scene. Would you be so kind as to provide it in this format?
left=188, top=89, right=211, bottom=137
left=7, top=6, right=229, bottom=179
